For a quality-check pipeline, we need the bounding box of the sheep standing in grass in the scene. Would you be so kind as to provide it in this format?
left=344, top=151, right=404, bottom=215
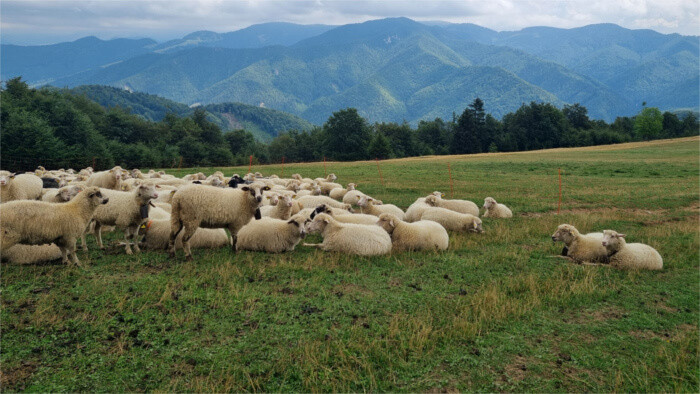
left=357, top=195, right=404, bottom=219
left=0, top=171, right=43, bottom=203
left=304, top=213, right=391, bottom=256
left=329, top=183, right=356, bottom=200
left=425, top=195, right=479, bottom=217
left=551, top=224, right=607, bottom=263
left=138, top=219, right=230, bottom=250
left=602, top=230, right=663, bottom=270
left=483, top=197, right=512, bottom=218
left=235, top=214, right=308, bottom=253
left=86, top=168, right=123, bottom=190
left=0, top=187, right=108, bottom=266
left=92, top=183, right=160, bottom=254
left=377, top=213, right=449, bottom=252
left=420, top=207, right=483, bottom=233
left=168, top=184, right=269, bottom=259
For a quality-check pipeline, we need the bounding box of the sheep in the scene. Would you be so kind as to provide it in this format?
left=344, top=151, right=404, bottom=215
left=138, top=219, right=229, bottom=250
left=168, top=183, right=269, bottom=259
left=314, top=174, right=338, bottom=183
left=202, top=177, right=224, bottom=187
left=306, top=204, right=381, bottom=225
left=297, top=195, right=354, bottom=212
left=377, top=213, right=449, bottom=251
left=319, top=181, right=343, bottom=195
left=601, top=230, right=663, bottom=270
left=357, top=195, right=404, bottom=220
left=153, top=202, right=172, bottom=213
left=551, top=224, right=607, bottom=263
left=304, top=213, right=391, bottom=256
left=0, top=186, right=109, bottom=266
left=235, top=214, right=308, bottom=253
left=329, top=183, right=357, bottom=200
left=183, top=172, right=206, bottom=181
left=420, top=207, right=483, bottom=233
left=483, top=197, right=513, bottom=218
left=260, top=194, right=294, bottom=220
left=41, top=185, right=83, bottom=203
left=2, top=244, right=63, bottom=264
left=91, top=183, right=159, bottom=254
left=296, top=184, right=322, bottom=197
left=149, top=206, right=171, bottom=220
left=425, top=195, right=479, bottom=217
left=86, top=168, right=123, bottom=190
left=0, top=171, right=43, bottom=202
left=342, top=189, right=367, bottom=205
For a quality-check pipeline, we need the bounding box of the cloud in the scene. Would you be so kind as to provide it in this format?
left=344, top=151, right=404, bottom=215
left=1, top=0, right=697, bottom=45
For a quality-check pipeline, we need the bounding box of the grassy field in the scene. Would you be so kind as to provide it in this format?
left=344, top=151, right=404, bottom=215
left=2, top=137, right=698, bottom=392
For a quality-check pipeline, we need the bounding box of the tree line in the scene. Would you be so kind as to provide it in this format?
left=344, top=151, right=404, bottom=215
left=1, top=77, right=697, bottom=171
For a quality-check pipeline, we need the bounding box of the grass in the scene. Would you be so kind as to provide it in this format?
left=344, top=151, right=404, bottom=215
left=2, top=137, right=698, bottom=392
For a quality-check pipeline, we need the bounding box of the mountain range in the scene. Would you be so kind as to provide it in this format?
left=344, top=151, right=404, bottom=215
left=3, top=18, right=697, bottom=127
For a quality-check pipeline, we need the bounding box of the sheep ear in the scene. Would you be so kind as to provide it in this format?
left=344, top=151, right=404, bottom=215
left=292, top=195, right=297, bottom=199
left=266, top=196, right=271, bottom=199
left=441, top=193, right=445, bottom=198
left=10, top=173, right=15, bottom=178
left=617, top=233, right=626, bottom=238
left=155, top=185, right=161, bottom=189
left=170, top=190, right=176, bottom=195
left=390, top=219, right=395, bottom=227
left=263, top=186, right=271, bottom=191
left=356, top=195, right=361, bottom=199
left=473, top=222, right=478, bottom=229
left=241, top=186, right=250, bottom=191
left=288, top=220, right=299, bottom=227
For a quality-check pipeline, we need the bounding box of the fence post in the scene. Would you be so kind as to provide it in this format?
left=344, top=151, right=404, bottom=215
left=448, top=162, right=454, bottom=199
left=281, top=156, right=285, bottom=177
left=375, top=158, right=385, bottom=187
left=323, top=156, right=327, bottom=177
left=249, top=155, right=253, bottom=173
left=558, top=167, right=562, bottom=214
left=178, top=156, right=183, bottom=170
left=92, top=157, right=96, bottom=170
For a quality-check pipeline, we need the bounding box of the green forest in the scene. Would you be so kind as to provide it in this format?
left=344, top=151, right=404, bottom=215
left=1, top=77, right=697, bottom=171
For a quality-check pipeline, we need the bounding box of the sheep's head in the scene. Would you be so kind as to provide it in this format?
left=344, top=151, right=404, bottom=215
left=286, top=180, right=301, bottom=192
left=59, top=186, right=82, bottom=202
left=83, top=186, right=109, bottom=206
left=357, top=195, right=371, bottom=207
left=292, top=174, right=302, bottom=180
left=327, top=173, right=337, bottom=182
left=483, top=197, right=497, bottom=209
left=280, top=195, right=293, bottom=208
left=466, top=217, right=483, bottom=233
left=137, top=183, right=159, bottom=201
left=312, top=185, right=322, bottom=195
left=551, top=224, right=579, bottom=244
left=266, top=193, right=280, bottom=206
left=288, top=214, right=308, bottom=239
left=431, top=191, right=443, bottom=198
left=241, top=184, right=270, bottom=206
left=347, top=183, right=356, bottom=191
left=425, top=195, right=439, bottom=206
left=342, top=203, right=355, bottom=213
left=0, top=171, right=15, bottom=186
left=254, top=172, right=263, bottom=178
left=602, top=230, right=626, bottom=251
left=306, top=213, right=333, bottom=234
left=377, top=213, right=399, bottom=234
left=210, top=177, right=224, bottom=187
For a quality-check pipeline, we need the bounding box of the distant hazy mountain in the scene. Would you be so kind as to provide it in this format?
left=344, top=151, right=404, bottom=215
left=3, top=18, right=697, bottom=124
left=69, top=85, right=314, bottom=141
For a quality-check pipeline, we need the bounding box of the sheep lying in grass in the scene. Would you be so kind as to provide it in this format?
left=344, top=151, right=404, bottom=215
left=404, top=192, right=443, bottom=222
left=260, top=195, right=294, bottom=220
left=0, top=186, right=108, bottom=266
left=329, top=183, right=356, bottom=200
left=602, top=230, right=663, bottom=270
left=315, top=174, right=337, bottom=183
left=168, top=184, right=269, bottom=260
left=41, top=185, right=83, bottom=203
left=342, top=189, right=367, bottom=206
left=297, top=195, right=354, bottom=212
left=483, top=197, right=512, bottom=218
left=296, top=184, right=322, bottom=197
left=92, top=183, right=159, bottom=255
left=2, top=244, right=63, bottom=264
left=304, top=213, right=391, bottom=256
left=551, top=224, right=607, bottom=263
left=138, top=219, right=230, bottom=250
left=235, top=214, right=308, bottom=253
left=306, top=204, right=380, bottom=225
left=86, top=168, right=123, bottom=190
left=420, top=207, right=483, bottom=233
left=425, top=195, right=479, bottom=217
left=377, top=213, right=449, bottom=252
left=357, top=195, right=404, bottom=220
left=0, top=171, right=43, bottom=203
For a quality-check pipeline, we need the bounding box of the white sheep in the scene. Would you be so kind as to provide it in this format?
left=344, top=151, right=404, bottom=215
left=357, top=195, right=404, bottom=220
left=86, top=168, right=123, bottom=190
left=602, top=230, right=663, bottom=270
left=319, top=181, right=343, bottom=195
left=420, top=207, right=483, bottom=233
left=377, top=213, right=449, bottom=251
left=0, top=171, right=43, bottom=203
left=235, top=214, right=308, bottom=253
left=483, top=197, right=512, bottom=218
left=305, top=204, right=381, bottom=225
left=168, top=183, right=269, bottom=259
left=425, top=195, right=479, bottom=217
left=551, top=224, right=607, bottom=263
left=296, top=184, right=322, bottom=197
left=0, top=186, right=109, bottom=266
left=91, top=183, right=159, bottom=254
left=329, top=183, right=357, bottom=200
left=403, top=192, right=443, bottom=222
left=260, top=194, right=294, bottom=220
left=297, top=195, right=354, bottom=212
left=138, top=219, right=229, bottom=250
left=314, top=174, right=337, bottom=183
left=342, top=189, right=367, bottom=206
left=304, top=213, right=391, bottom=256
left=41, top=185, right=83, bottom=203
left=2, top=244, right=63, bottom=264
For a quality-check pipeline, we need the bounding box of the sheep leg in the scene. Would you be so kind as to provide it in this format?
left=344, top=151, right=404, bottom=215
left=66, top=239, right=82, bottom=267
left=302, top=243, right=323, bottom=248
left=227, top=225, right=238, bottom=252
left=180, top=225, right=197, bottom=261
left=123, top=227, right=133, bottom=255
left=94, top=222, right=105, bottom=250
left=80, top=234, right=88, bottom=252
left=129, top=225, right=141, bottom=253
left=168, top=220, right=184, bottom=258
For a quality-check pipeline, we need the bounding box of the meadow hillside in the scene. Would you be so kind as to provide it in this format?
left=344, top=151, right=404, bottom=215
left=1, top=137, right=698, bottom=391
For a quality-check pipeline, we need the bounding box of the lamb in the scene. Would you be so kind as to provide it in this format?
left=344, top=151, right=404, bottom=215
left=235, top=214, right=308, bottom=253
left=168, top=183, right=269, bottom=259
left=601, top=230, right=663, bottom=270
left=357, top=195, right=404, bottom=220
left=260, top=194, right=294, bottom=220
left=0, top=171, right=43, bottom=202
left=297, top=195, right=354, bottom=212
left=303, top=213, right=391, bottom=256
left=41, top=185, right=83, bottom=203
left=420, top=207, right=483, bottom=233
left=138, top=219, right=230, bottom=250
left=329, top=183, right=357, bottom=200
left=551, top=224, right=607, bottom=263
left=91, top=183, right=159, bottom=254
left=86, top=168, right=123, bottom=190
left=425, top=195, right=479, bottom=217
left=377, top=213, right=449, bottom=251
left=0, top=186, right=109, bottom=266
left=2, top=244, right=63, bottom=264
left=483, top=197, right=512, bottom=218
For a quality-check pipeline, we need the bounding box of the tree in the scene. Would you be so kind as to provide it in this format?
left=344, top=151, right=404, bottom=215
left=417, top=118, right=450, bottom=155
left=323, top=108, right=371, bottom=161
left=451, top=105, right=478, bottom=154
left=563, top=103, right=591, bottom=129
left=375, top=122, right=416, bottom=158
left=368, top=132, right=393, bottom=159
left=634, top=107, right=663, bottom=140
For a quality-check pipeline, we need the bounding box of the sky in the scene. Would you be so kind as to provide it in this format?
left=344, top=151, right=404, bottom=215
left=2, top=0, right=698, bottom=45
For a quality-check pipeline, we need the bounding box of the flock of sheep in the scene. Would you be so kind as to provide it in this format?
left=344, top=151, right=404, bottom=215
left=0, top=166, right=662, bottom=271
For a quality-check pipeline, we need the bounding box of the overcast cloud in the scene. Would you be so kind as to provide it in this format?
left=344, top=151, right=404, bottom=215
left=2, top=0, right=698, bottom=45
